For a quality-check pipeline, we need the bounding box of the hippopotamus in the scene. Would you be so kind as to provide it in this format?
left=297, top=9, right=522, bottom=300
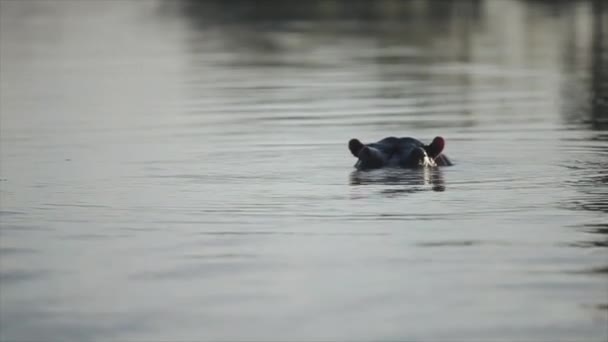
left=348, top=136, right=452, bottom=170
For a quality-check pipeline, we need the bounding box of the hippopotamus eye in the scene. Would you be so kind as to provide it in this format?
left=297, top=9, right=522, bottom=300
left=410, top=148, right=428, bottom=166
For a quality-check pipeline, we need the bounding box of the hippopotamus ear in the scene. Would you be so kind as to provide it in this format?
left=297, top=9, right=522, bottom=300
left=425, top=136, right=445, bottom=158
left=349, top=139, right=364, bottom=157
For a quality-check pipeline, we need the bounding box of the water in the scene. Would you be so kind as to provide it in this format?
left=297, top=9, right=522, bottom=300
left=1, top=1, right=607, bottom=341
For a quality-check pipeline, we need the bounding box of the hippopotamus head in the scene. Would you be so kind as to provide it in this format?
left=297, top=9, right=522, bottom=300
left=348, top=136, right=450, bottom=170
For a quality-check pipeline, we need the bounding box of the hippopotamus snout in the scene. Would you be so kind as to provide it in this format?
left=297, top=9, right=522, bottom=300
left=349, top=136, right=452, bottom=170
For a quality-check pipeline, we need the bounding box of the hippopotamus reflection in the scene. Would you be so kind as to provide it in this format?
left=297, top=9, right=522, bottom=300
left=348, top=136, right=452, bottom=170
left=350, top=167, right=446, bottom=195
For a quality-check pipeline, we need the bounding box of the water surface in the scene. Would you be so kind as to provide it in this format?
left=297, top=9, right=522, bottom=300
left=1, top=1, right=607, bottom=341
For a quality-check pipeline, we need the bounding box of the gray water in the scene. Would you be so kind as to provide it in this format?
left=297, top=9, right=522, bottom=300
left=1, top=1, right=607, bottom=341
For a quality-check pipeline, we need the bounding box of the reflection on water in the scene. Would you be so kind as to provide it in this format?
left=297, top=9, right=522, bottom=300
left=590, top=0, right=608, bottom=129
left=350, top=168, right=446, bottom=195
left=1, top=0, right=607, bottom=341
left=561, top=128, right=608, bottom=256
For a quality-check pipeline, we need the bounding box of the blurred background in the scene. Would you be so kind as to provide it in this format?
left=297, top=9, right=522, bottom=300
left=1, top=0, right=607, bottom=341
